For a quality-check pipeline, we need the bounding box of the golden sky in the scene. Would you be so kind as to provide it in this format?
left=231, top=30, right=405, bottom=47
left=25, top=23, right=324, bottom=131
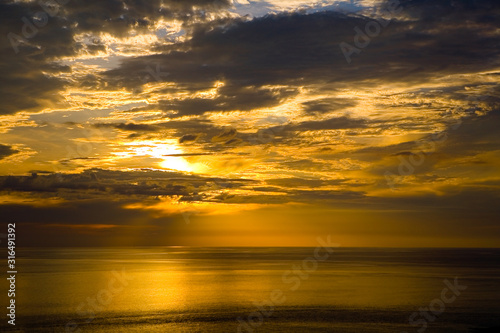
left=1, top=0, right=499, bottom=247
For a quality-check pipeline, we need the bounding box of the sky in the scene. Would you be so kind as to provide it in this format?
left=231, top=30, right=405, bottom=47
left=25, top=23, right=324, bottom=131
left=0, top=0, right=499, bottom=247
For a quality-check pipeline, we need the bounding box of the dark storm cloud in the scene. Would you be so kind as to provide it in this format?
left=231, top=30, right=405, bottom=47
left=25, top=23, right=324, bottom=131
left=302, top=97, right=358, bottom=114
left=0, top=168, right=255, bottom=199
left=94, top=122, right=160, bottom=132
left=179, top=134, right=199, bottom=143
left=103, top=11, right=361, bottom=88
left=266, top=177, right=347, bottom=188
left=291, top=116, right=367, bottom=131
left=110, top=122, right=159, bottom=132
left=94, top=119, right=248, bottom=148
left=243, top=116, right=367, bottom=145
left=354, top=138, right=432, bottom=159
left=5, top=0, right=498, bottom=115
left=0, top=0, right=231, bottom=115
left=202, top=115, right=368, bottom=149
left=0, top=144, right=18, bottom=160
left=398, top=0, right=498, bottom=23
left=110, top=85, right=298, bottom=117
left=214, top=188, right=367, bottom=204
left=104, top=0, right=500, bottom=94
left=0, top=1, right=73, bottom=115
left=115, top=115, right=367, bottom=150
left=0, top=169, right=184, bottom=196
left=380, top=81, right=500, bottom=114
left=436, top=108, right=500, bottom=157
left=167, top=88, right=287, bottom=115
left=61, top=0, right=231, bottom=36
left=94, top=119, right=223, bottom=143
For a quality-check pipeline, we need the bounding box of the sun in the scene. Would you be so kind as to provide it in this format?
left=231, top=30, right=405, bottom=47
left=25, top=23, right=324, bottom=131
left=124, top=140, right=195, bottom=172
left=159, top=156, right=194, bottom=172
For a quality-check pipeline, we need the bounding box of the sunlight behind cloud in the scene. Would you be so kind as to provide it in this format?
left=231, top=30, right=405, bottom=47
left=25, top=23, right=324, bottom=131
left=112, top=140, right=195, bottom=172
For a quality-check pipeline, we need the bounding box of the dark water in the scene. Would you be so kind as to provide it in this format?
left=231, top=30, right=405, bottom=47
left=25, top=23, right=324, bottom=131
left=1, top=247, right=499, bottom=332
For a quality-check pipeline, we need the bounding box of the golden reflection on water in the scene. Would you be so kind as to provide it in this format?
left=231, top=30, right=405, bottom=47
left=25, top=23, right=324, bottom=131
left=13, top=250, right=447, bottom=318
left=5, top=247, right=499, bottom=333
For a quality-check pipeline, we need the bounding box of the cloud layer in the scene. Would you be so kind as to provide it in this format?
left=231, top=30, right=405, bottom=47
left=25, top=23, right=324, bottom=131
left=1, top=0, right=499, bottom=246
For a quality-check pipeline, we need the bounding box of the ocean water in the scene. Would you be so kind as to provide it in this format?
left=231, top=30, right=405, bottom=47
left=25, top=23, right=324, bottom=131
left=1, top=247, right=500, bottom=332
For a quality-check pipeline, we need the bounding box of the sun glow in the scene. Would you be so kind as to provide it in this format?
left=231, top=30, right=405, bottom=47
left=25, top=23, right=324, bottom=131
left=159, top=157, right=194, bottom=172
left=116, top=141, right=195, bottom=172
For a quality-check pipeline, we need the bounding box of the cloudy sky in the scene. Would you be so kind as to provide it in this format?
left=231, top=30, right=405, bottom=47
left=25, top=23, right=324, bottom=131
left=1, top=0, right=499, bottom=247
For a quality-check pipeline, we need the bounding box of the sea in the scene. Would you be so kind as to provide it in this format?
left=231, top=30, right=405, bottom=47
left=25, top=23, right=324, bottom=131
left=1, top=247, right=499, bottom=332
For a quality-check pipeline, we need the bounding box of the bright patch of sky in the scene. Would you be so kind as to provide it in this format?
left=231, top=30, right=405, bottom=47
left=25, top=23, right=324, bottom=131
left=229, top=0, right=369, bottom=17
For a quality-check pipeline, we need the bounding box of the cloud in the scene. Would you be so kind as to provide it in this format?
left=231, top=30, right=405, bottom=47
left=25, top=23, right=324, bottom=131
left=0, top=144, right=18, bottom=160
left=179, top=134, right=200, bottom=143
left=211, top=128, right=238, bottom=143
left=106, top=84, right=299, bottom=117
left=103, top=1, right=500, bottom=95
left=0, top=0, right=232, bottom=116
left=1, top=0, right=500, bottom=247
left=94, top=119, right=223, bottom=144
left=302, top=97, right=358, bottom=114
left=266, top=177, right=347, bottom=188
left=291, top=116, right=367, bottom=131
left=109, top=122, right=159, bottom=132
left=0, top=168, right=256, bottom=201
left=64, top=0, right=231, bottom=36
